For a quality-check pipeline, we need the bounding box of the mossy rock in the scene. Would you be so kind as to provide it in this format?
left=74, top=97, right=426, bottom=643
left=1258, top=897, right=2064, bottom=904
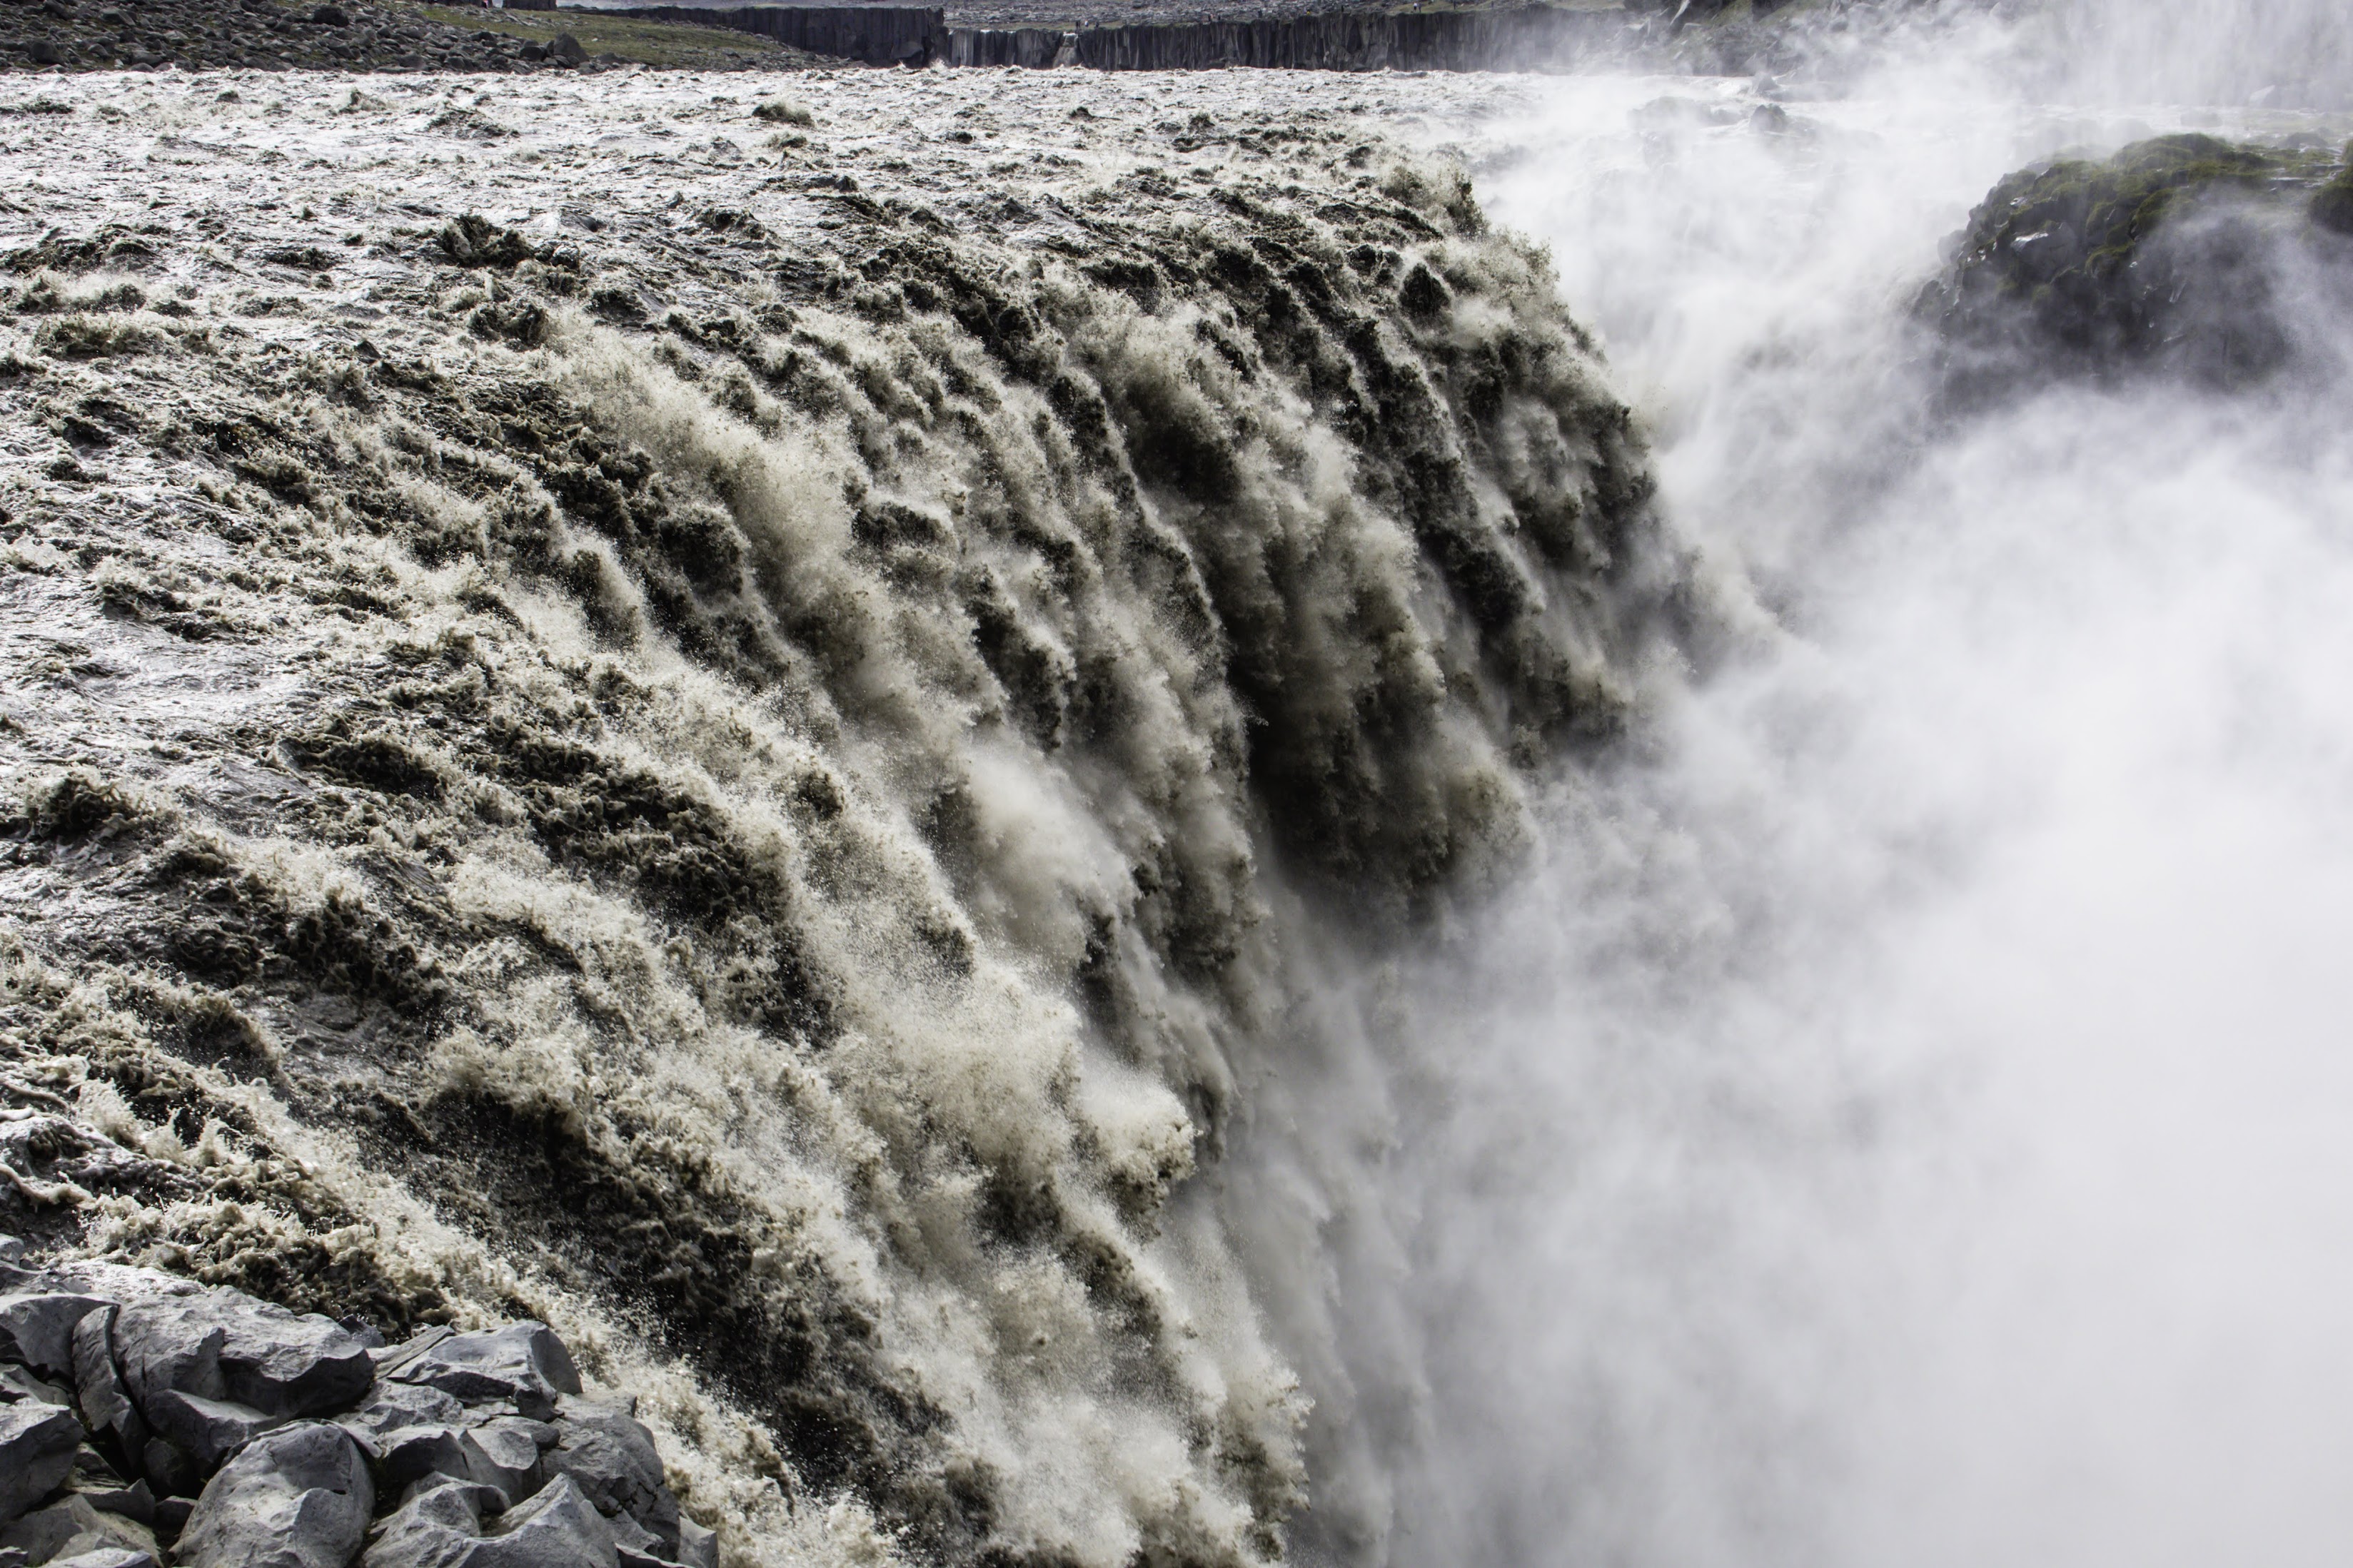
left=2314, top=140, right=2353, bottom=236
left=1923, top=133, right=2350, bottom=388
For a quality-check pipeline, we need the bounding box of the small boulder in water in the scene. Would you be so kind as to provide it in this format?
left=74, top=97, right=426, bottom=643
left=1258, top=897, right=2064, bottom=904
left=752, top=98, right=815, bottom=127
left=438, top=214, right=537, bottom=270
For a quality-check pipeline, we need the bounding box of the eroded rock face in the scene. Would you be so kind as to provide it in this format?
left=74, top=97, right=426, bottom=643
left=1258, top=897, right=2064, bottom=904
left=1922, top=133, right=2353, bottom=391
left=0, top=1248, right=715, bottom=1568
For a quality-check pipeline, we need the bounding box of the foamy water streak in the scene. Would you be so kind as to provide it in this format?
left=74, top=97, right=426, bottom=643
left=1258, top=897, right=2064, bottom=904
left=1342, top=5, right=2353, bottom=1565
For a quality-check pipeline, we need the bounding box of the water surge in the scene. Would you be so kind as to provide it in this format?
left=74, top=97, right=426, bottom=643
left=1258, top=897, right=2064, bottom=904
left=0, top=68, right=1682, bottom=1568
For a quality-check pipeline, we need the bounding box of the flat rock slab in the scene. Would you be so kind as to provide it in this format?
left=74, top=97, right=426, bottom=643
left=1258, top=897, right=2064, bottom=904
left=47, top=1549, right=161, bottom=1568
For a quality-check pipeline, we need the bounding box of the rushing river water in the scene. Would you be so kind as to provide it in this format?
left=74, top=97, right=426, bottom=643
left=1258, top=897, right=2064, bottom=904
left=0, top=5, right=2349, bottom=1566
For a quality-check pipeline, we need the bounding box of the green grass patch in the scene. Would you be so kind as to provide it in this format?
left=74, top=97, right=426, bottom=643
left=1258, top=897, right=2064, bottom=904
left=405, top=5, right=825, bottom=68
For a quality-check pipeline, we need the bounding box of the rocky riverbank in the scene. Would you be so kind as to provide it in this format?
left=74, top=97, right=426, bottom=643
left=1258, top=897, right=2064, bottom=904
left=0, top=1238, right=714, bottom=1567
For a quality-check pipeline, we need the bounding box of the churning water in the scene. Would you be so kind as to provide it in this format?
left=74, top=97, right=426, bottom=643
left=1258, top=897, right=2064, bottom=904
left=0, top=4, right=2349, bottom=1567
left=1316, top=4, right=2353, bottom=1566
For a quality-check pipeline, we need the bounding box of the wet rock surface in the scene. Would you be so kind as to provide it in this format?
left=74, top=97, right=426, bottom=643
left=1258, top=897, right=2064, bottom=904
left=0, top=1245, right=709, bottom=1568
left=1923, top=133, right=2353, bottom=390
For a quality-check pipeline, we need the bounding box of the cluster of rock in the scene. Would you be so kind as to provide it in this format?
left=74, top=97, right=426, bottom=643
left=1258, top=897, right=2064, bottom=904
left=0, top=1241, right=714, bottom=1568
left=1, top=0, right=723, bottom=74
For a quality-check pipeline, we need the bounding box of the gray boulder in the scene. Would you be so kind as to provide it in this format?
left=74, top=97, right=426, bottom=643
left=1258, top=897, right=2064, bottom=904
left=0, top=1294, right=110, bottom=1382
left=174, top=1422, right=373, bottom=1568
left=339, top=1382, right=475, bottom=1493
left=542, top=1400, right=675, bottom=1553
left=0, top=1401, right=79, bottom=1523
left=0, top=1362, right=74, bottom=1407
left=0, top=1494, right=159, bottom=1564
left=362, top=1480, right=500, bottom=1567
left=48, top=1549, right=158, bottom=1568
left=115, top=1293, right=373, bottom=1422
left=391, top=1323, right=580, bottom=1422
left=73, top=1308, right=146, bottom=1462
left=141, top=1387, right=287, bottom=1471
left=463, top=1415, right=555, bottom=1505
left=611, top=1508, right=713, bottom=1568
left=366, top=1474, right=617, bottom=1568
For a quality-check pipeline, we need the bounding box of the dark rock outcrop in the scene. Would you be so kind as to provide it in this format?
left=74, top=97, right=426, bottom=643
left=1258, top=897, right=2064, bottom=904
left=0, top=0, right=784, bottom=74
left=1922, top=133, right=2353, bottom=390
left=2315, top=154, right=2353, bottom=236
left=0, top=1246, right=712, bottom=1568
left=1069, top=3, right=1621, bottom=71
